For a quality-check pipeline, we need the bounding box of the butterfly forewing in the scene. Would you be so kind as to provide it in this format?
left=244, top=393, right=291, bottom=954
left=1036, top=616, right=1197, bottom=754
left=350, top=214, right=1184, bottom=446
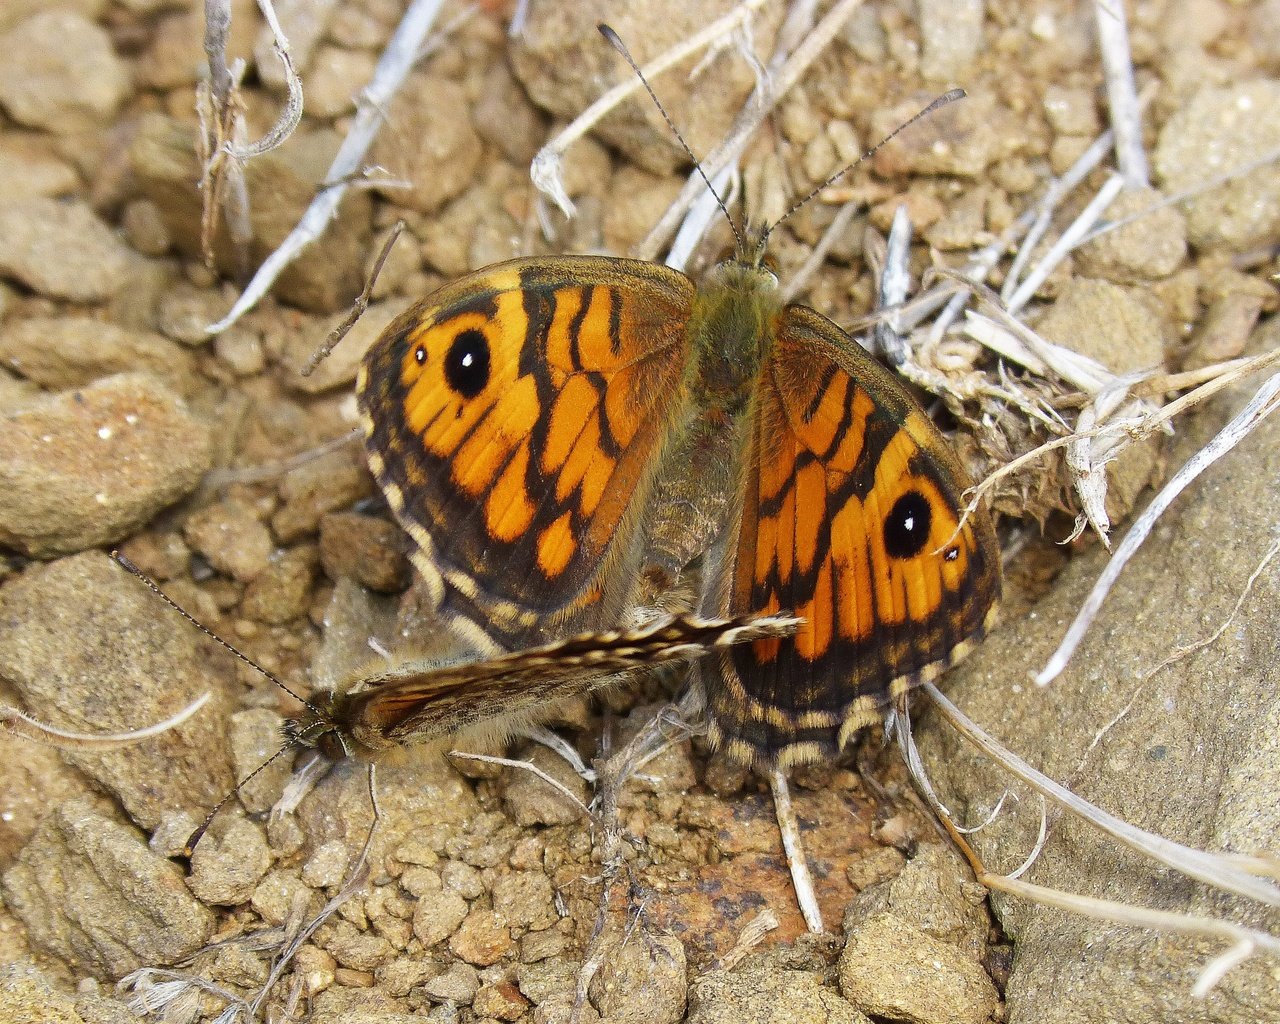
left=357, top=256, right=695, bottom=641
left=707, top=305, right=1001, bottom=767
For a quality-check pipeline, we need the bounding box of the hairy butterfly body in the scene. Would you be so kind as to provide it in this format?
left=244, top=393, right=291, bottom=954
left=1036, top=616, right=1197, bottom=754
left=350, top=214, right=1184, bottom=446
left=357, top=219, right=1000, bottom=768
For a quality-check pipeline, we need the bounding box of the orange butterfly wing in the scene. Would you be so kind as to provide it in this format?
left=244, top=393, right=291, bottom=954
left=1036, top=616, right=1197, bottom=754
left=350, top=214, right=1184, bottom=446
left=707, top=305, right=1001, bottom=767
left=358, top=257, right=695, bottom=640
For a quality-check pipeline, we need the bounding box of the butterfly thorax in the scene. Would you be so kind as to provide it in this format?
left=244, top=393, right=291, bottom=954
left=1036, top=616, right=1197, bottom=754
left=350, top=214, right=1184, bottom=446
left=688, top=255, right=782, bottom=414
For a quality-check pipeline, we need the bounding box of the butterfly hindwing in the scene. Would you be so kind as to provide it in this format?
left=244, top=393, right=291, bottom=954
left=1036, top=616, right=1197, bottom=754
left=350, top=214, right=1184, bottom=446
left=357, top=256, right=695, bottom=640
left=707, top=304, right=1001, bottom=767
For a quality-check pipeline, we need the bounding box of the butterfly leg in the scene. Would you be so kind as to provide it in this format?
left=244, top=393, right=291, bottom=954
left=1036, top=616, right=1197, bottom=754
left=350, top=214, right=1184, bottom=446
left=768, top=764, right=825, bottom=934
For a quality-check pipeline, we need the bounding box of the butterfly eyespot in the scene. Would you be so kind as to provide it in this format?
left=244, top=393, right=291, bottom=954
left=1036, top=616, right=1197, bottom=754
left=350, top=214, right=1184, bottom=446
left=414, top=345, right=427, bottom=366
left=444, top=328, right=491, bottom=398
left=883, top=491, right=932, bottom=560
left=944, top=546, right=960, bottom=562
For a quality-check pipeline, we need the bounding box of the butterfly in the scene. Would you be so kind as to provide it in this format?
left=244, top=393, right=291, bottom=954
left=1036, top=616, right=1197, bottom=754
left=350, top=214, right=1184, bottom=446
left=353, top=66, right=1000, bottom=771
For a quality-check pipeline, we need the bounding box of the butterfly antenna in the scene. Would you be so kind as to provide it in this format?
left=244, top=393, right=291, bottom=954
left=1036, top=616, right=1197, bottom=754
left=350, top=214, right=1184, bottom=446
left=182, top=740, right=303, bottom=857
left=766, top=89, right=967, bottom=238
left=111, top=551, right=322, bottom=715
left=598, top=23, right=744, bottom=252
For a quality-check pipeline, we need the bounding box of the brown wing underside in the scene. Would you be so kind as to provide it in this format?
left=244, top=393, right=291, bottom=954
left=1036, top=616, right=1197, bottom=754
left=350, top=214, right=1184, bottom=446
left=341, top=613, right=798, bottom=744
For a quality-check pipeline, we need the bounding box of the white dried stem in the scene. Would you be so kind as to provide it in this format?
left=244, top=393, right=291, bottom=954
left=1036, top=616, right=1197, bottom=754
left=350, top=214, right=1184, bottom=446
left=922, top=681, right=1280, bottom=907
left=1001, top=129, right=1116, bottom=304
left=1037, top=371, right=1280, bottom=686
left=208, top=0, right=445, bottom=334
left=860, top=204, right=914, bottom=367
left=638, top=0, right=867, bottom=261
left=962, top=346, right=1280, bottom=518
left=780, top=196, right=860, bottom=303
left=1081, top=140, right=1280, bottom=246
left=962, top=306, right=1117, bottom=395
left=1094, top=0, right=1149, bottom=188
left=1, top=693, right=211, bottom=749
left=769, top=765, right=824, bottom=933
left=1006, top=172, right=1125, bottom=315
left=531, top=0, right=770, bottom=218
left=520, top=723, right=597, bottom=781
left=664, top=164, right=738, bottom=271
left=231, top=0, right=304, bottom=161
left=983, top=876, right=1278, bottom=997
left=449, top=750, right=590, bottom=815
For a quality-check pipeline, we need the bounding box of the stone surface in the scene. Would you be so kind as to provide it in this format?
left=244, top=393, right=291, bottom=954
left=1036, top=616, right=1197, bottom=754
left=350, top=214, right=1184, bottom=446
left=2, top=798, right=215, bottom=977
left=0, top=374, right=213, bottom=557
left=871, top=92, right=1022, bottom=178
left=688, top=966, right=870, bottom=1024
left=918, top=0, right=984, bottom=82
left=0, top=199, right=135, bottom=303
left=183, top=498, right=275, bottom=582
left=0, top=134, right=79, bottom=199
left=838, top=911, right=999, bottom=1024
left=271, top=445, right=375, bottom=543
left=917, top=379, right=1280, bottom=1024
left=187, top=817, right=274, bottom=905
left=319, top=511, right=410, bottom=593
left=0, top=317, right=198, bottom=396
left=0, top=11, right=129, bottom=132
left=842, top=845, right=990, bottom=962
left=1074, top=186, right=1188, bottom=283
left=369, top=75, right=483, bottom=215
left=589, top=930, right=687, bottom=1024
left=1155, top=80, right=1280, bottom=251
left=449, top=908, right=512, bottom=967
left=0, top=552, right=232, bottom=827
left=286, top=296, right=414, bottom=394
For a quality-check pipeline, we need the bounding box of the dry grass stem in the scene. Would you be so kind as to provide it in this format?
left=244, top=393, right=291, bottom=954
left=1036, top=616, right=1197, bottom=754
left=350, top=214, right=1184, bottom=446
left=702, top=908, right=781, bottom=974
left=198, top=0, right=303, bottom=270
left=868, top=204, right=913, bottom=366
left=780, top=197, right=860, bottom=304
left=637, top=0, right=866, bottom=261
left=895, top=690, right=1280, bottom=997
left=1037, top=371, right=1280, bottom=685
left=530, top=0, right=770, bottom=218
left=448, top=750, right=591, bottom=815
left=1006, top=174, right=1125, bottom=315
left=769, top=765, right=824, bottom=933
left=0, top=692, right=211, bottom=749
left=919, top=682, right=1280, bottom=907
left=300, top=220, right=406, bottom=376
left=208, top=0, right=446, bottom=335
left=1093, top=0, right=1148, bottom=188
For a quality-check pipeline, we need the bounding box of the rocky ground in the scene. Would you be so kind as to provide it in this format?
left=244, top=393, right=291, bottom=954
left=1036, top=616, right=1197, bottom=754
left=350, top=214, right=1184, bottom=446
left=0, top=1, right=1278, bottom=1023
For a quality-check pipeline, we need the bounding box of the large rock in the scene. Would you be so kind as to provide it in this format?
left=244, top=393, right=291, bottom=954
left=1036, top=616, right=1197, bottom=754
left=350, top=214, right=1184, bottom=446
left=0, top=374, right=212, bottom=557
left=0, top=551, right=233, bottom=829
left=917, top=376, right=1280, bottom=1023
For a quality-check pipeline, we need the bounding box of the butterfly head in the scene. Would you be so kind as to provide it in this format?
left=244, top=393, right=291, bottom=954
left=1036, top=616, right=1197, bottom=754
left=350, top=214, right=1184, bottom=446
left=283, top=698, right=353, bottom=762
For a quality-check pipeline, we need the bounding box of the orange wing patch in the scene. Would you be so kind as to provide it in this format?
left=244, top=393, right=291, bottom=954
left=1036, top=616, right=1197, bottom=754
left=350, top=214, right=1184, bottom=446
left=357, top=257, right=697, bottom=639
left=708, top=306, right=1000, bottom=768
